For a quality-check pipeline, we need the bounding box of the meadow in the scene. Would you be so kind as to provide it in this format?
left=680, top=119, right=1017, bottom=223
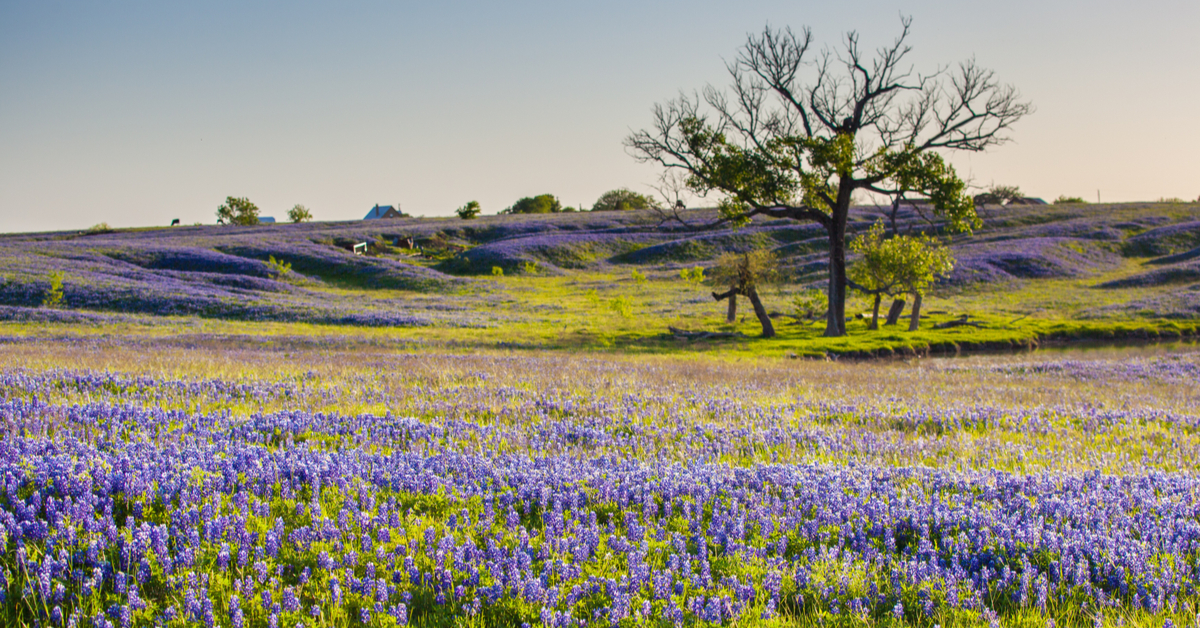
left=3, top=339, right=1200, bottom=627
left=2, top=202, right=1199, bottom=358
left=3, top=202, right=1200, bottom=626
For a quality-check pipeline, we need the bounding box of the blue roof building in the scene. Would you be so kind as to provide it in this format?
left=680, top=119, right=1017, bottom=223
left=364, top=204, right=403, bottom=219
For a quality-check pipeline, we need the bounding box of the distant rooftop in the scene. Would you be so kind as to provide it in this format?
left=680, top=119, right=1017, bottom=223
left=364, top=205, right=402, bottom=220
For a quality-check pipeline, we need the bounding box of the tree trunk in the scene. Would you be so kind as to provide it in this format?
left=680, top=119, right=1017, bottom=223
left=889, top=195, right=902, bottom=237
left=824, top=224, right=848, bottom=337
left=908, top=293, right=923, bottom=331
left=885, top=298, right=906, bottom=325
left=712, top=289, right=738, bottom=323
left=747, top=287, right=775, bottom=338
left=868, top=293, right=882, bottom=330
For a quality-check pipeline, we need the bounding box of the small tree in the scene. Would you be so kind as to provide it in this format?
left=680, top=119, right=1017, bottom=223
left=591, top=188, right=660, bottom=212
left=848, top=222, right=900, bottom=329
left=892, top=235, right=954, bottom=331
left=288, top=204, right=313, bottom=223
left=216, top=197, right=260, bottom=225
left=456, top=201, right=482, bottom=219
left=710, top=249, right=777, bottom=337
left=501, top=194, right=562, bottom=214
left=849, top=221, right=954, bottom=330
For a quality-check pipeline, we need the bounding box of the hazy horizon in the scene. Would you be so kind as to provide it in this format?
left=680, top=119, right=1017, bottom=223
left=3, top=1, right=1198, bottom=233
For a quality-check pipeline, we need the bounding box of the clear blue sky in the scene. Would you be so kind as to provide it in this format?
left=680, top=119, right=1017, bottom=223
left=2, top=1, right=1197, bottom=232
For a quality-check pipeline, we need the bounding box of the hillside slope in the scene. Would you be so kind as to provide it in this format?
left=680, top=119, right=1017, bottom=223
left=2, top=202, right=1199, bottom=327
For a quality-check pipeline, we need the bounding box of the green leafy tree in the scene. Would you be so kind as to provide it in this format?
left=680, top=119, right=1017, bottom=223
left=501, top=194, right=562, bottom=214
left=626, top=18, right=1029, bottom=336
left=456, top=200, right=482, bottom=219
left=848, top=222, right=900, bottom=329
left=591, top=188, right=660, bottom=212
left=216, top=196, right=260, bottom=225
left=849, top=221, right=954, bottom=331
left=1053, top=195, right=1086, bottom=204
left=709, top=249, right=778, bottom=337
left=287, top=205, right=313, bottom=223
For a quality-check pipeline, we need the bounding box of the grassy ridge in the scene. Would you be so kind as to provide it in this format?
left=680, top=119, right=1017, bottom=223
left=2, top=202, right=1199, bottom=358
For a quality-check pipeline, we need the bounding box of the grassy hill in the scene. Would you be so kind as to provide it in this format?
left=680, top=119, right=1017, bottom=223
left=2, top=202, right=1199, bottom=356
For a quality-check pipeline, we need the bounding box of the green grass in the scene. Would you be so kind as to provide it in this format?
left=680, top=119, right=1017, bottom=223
left=5, top=249, right=1198, bottom=360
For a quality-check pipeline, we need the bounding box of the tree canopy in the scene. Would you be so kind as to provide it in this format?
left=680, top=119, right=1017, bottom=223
left=709, top=249, right=779, bottom=337
left=626, top=17, right=1029, bottom=336
left=591, top=188, right=660, bottom=212
left=216, top=197, right=260, bottom=226
left=502, top=194, right=562, bottom=214
left=456, top=201, right=482, bottom=219
left=287, top=204, right=312, bottom=223
left=849, top=221, right=954, bottom=330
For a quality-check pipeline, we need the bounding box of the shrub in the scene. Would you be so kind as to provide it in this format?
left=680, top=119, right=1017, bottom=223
left=42, top=272, right=64, bottom=308
left=1053, top=196, right=1086, bottom=204
left=631, top=269, right=647, bottom=285
left=264, top=255, right=292, bottom=277
left=792, top=289, right=826, bottom=319
left=86, top=222, right=113, bottom=234
left=679, top=266, right=705, bottom=284
left=491, top=266, right=504, bottom=277
left=608, top=296, right=632, bottom=318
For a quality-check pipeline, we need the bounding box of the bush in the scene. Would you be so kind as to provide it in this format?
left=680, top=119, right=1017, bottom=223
left=679, top=266, right=705, bottom=284
left=792, top=288, right=826, bottom=319
left=608, top=296, right=632, bottom=318
left=1053, top=196, right=1086, bottom=204
left=42, top=272, right=64, bottom=308
left=264, top=255, right=292, bottom=277
left=502, top=194, right=561, bottom=214
left=591, top=188, right=660, bottom=212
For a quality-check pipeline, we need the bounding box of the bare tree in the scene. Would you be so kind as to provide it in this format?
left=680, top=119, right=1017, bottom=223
left=648, top=170, right=699, bottom=227
left=626, top=17, right=1030, bottom=336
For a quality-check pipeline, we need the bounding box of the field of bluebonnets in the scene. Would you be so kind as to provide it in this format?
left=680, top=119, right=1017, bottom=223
left=4, top=201, right=1200, bottom=627
left=3, top=337, right=1200, bottom=628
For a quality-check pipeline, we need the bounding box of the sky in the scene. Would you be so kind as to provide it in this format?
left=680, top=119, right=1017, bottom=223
left=2, top=1, right=1198, bottom=233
